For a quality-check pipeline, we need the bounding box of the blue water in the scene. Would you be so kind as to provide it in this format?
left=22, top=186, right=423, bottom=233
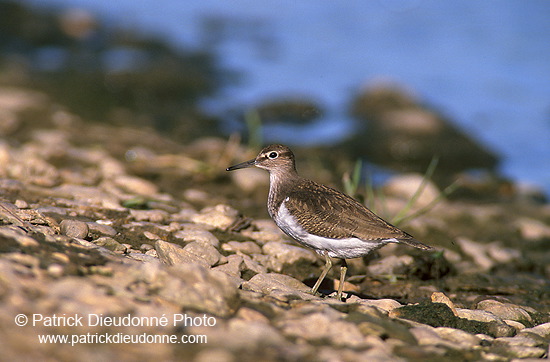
left=24, top=0, right=550, bottom=195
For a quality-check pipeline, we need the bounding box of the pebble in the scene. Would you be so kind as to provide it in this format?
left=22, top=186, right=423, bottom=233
left=383, top=173, right=441, bottom=208
left=222, top=241, right=262, bottom=255
left=173, top=227, right=220, bottom=247
left=476, top=300, right=533, bottom=325
left=366, top=254, right=414, bottom=276
left=456, top=237, right=494, bottom=270
left=0, top=92, right=549, bottom=361
left=129, top=209, right=169, bottom=223
left=242, top=273, right=315, bottom=301
left=158, top=263, right=240, bottom=318
left=154, top=240, right=210, bottom=268
left=183, top=241, right=222, bottom=266
left=357, top=299, right=402, bottom=313
left=434, top=327, right=481, bottom=349
left=93, top=237, right=126, bottom=252
left=212, top=254, right=244, bottom=278
left=86, top=221, right=117, bottom=237
left=113, top=175, right=159, bottom=195
left=47, top=263, right=65, bottom=278
left=59, top=219, right=89, bottom=239
left=277, top=311, right=367, bottom=349
left=261, top=241, right=318, bottom=276
left=431, top=292, right=458, bottom=316
left=191, top=204, right=239, bottom=230
left=519, top=322, right=550, bottom=339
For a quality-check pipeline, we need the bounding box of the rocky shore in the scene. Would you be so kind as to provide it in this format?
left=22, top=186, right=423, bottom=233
left=0, top=87, right=548, bottom=361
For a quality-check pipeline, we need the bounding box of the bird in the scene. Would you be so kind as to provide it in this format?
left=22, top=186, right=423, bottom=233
left=227, top=144, right=432, bottom=300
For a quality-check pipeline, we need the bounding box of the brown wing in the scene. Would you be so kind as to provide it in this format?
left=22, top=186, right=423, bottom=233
left=284, top=181, right=430, bottom=249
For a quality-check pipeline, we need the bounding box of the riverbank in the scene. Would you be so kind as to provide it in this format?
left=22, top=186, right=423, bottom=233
left=0, top=87, right=548, bottom=360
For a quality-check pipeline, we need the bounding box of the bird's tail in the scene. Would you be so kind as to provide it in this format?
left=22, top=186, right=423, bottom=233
left=398, top=238, right=433, bottom=250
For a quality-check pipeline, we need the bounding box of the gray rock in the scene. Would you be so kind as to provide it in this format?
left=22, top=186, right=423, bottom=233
left=366, top=254, right=414, bottom=276
left=213, top=254, right=245, bottom=278
left=345, top=307, right=417, bottom=345
left=173, top=226, right=220, bottom=247
left=262, top=241, right=318, bottom=277
left=493, top=335, right=544, bottom=348
left=191, top=204, right=239, bottom=230
left=456, top=308, right=505, bottom=324
left=158, top=263, right=240, bottom=317
left=241, top=254, right=268, bottom=277
left=129, top=209, right=169, bottom=223
left=241, top=219, right=286, bottom=245
left=431, top=292, right=458, bottom=316
left=277, top=311, right=367, bottom=349
left=87, top=221, right=117, bottom=237
left=356, top=298, right=402, bottom=313
left=456, top=237, right=494, bottom=270
left=222, top=241, right=262, bottom=255
left=519, top=322, right=550, bottom=339
left=477, top=300, right=533, bottom=325
left=93, top=237, right=127, bottom=252
left=126, top=252, right=160, bottom=263
left=0, top=226, right=39, bottom=247
left=492, top=342, right=547, bottom=359
left=59, top=219, right=89, bottom=239
left=155, top=240, right=210, bottom=268
left=383, top=173, right=441, bottom=208
left=434, top=327, right=481, bottom=349
left=52, top=184, right=123, bottom=210
left=183, top=241, right=222, bottom=266
left=242, top=272, right=315, bottom=301
left=113, top=175, right=159, bottom=195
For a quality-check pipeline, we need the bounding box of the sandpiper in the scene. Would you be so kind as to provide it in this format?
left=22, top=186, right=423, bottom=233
left=227, top=144, right=432, bottom=300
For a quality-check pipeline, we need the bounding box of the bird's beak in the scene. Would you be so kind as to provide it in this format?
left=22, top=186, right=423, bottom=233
left=226, top=158, right=256, bottom=171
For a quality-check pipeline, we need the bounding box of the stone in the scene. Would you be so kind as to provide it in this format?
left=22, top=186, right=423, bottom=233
left=183, top=241, right=222, bottom=266
left=93, top=237, right=126, bottom=252
left=86, top=221, right=118, bottom=237
left=212, top=254, right=245, bottom=278
left=173, top=226, right=220, bottom=247
left=346, top=308, right=417, bottom=344
left=191, top=204, right=239, bottom=230
left=222, top=241, right=262, bottom=255
left=158, top=264, right=240, bottom=318
left=366, top=254, right=415, bottom=276
left=516, top=217, right=550, bottom=240
left=262, top=241, right=318, bottom=277
left=126, top=253, right=160, bottom=263
left=113, top=175, right=159, bottom=195
left=277, top=312, right=367, bottom=349
left=357, top=298, right=402, bottom=313
left=383, top=173, right=441, bottom=208
left=155, top=240, right=210, bottom=268
left=59, top=219, right=89, bottom=239
left=519, top=322, right=550, bottom=339
left=434, top=327, right=481, bottom=349
left=129, top=209, right=169, bottom=223
left=456, top=308, right=505, bottom=325
left=242, top=273, right=315, bottom=301
left=456, top=237, right=494, bottom=270
left=431, top=292, right=458, bottom=316
left=476, top=300, right=533, bottom=325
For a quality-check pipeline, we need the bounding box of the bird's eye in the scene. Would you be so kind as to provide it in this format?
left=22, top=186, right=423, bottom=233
left=267, top=151, right=278, bottom=159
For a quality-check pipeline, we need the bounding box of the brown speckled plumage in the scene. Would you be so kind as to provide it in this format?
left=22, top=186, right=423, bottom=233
left=227, top=144, right=432, bottom=300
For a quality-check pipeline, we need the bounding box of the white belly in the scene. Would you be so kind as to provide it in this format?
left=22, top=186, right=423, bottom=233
left=274, top=201, right=396, bottom=259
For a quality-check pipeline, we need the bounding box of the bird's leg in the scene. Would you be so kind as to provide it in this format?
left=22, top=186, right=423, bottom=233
left=311, top=251, right=332, bottom=296
left=336, top=259, right=348, bottom=301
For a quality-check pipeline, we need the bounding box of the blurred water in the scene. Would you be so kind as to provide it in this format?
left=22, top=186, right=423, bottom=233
left=25, top=0, right=550, bottom=194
